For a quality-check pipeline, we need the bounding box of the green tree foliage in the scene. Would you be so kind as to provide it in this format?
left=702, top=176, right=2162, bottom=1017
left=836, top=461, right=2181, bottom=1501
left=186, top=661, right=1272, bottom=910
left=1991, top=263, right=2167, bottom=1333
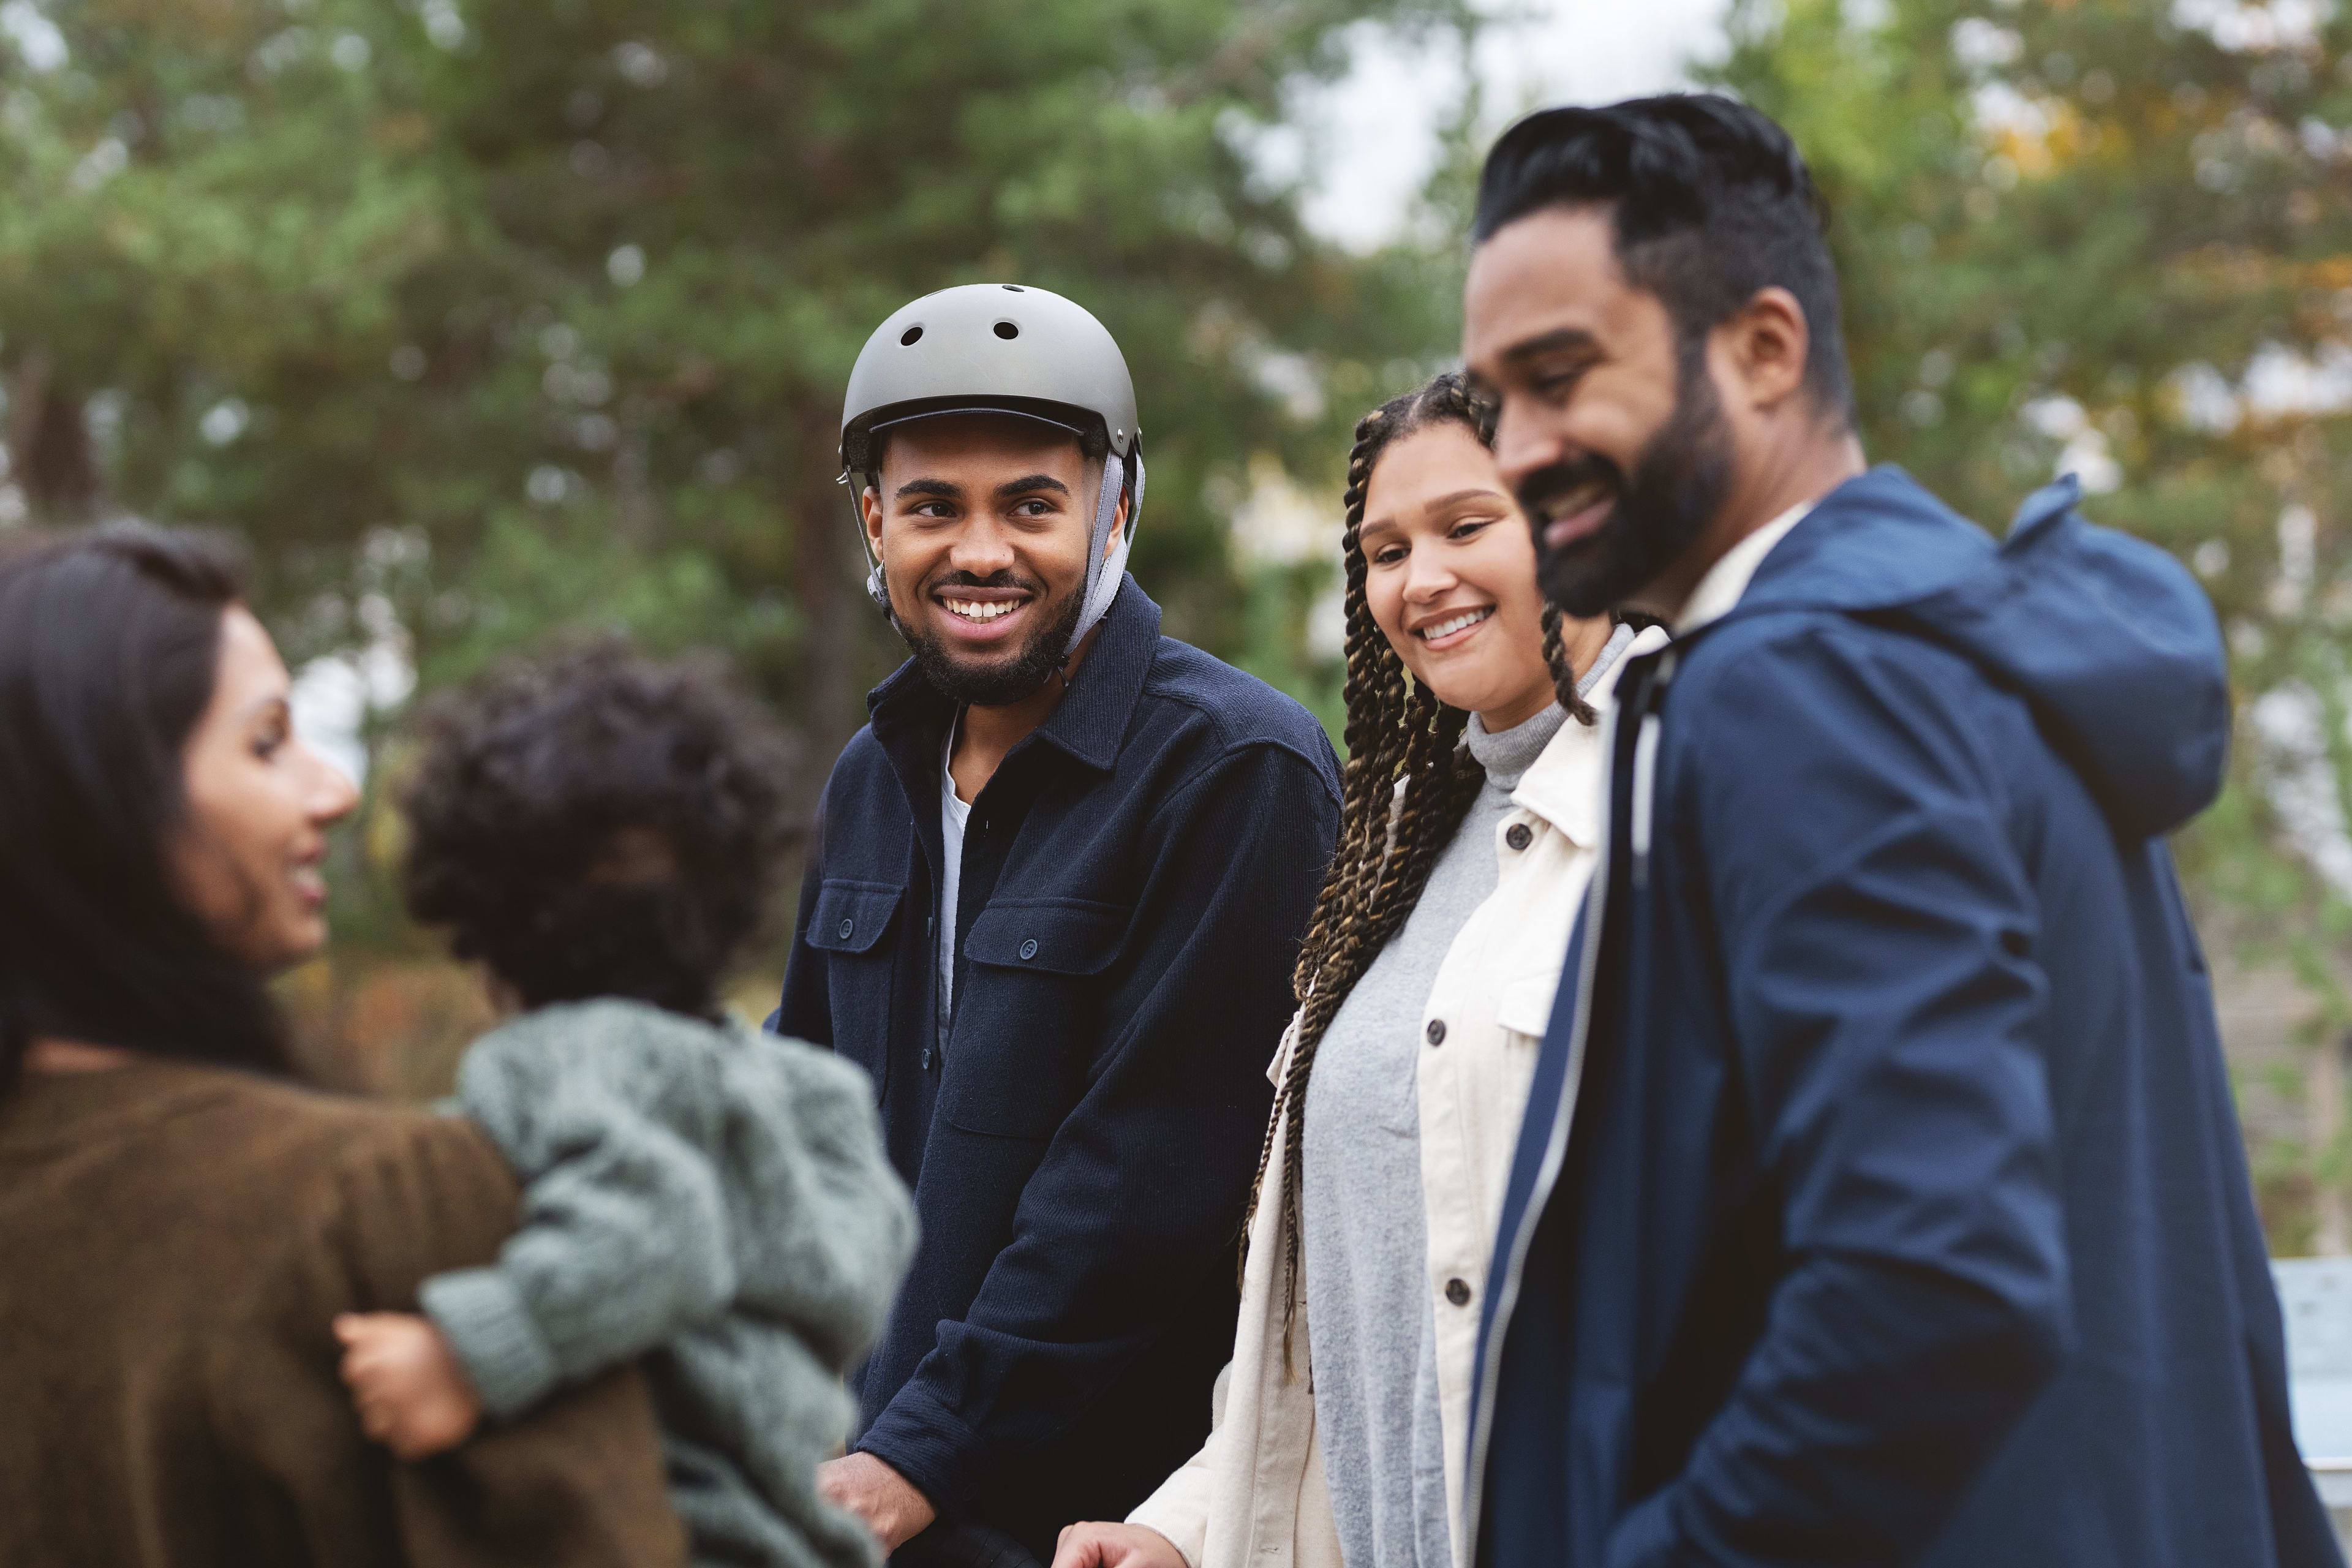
left=0, top=0, right=1466, bottom=758
left=1711, top=0, right=2352, bottom=1244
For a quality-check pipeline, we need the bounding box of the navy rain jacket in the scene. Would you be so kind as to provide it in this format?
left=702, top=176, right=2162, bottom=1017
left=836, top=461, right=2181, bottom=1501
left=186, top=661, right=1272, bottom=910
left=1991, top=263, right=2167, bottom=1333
left=773, top=579, right=1340, bottom=1560
left=1469, top=470, right=2341, bottom=1567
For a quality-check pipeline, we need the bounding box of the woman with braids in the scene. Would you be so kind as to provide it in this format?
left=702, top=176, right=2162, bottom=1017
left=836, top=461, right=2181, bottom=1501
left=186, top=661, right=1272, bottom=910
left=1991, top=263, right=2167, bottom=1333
left=1054, top=374, right=1666, bottom=1568
left=0, top=527, right=683, bottom=1568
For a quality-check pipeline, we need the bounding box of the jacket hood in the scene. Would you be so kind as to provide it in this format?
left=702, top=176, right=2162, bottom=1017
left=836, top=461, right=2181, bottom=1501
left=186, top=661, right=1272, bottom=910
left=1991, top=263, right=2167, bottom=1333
left=1735, top=466, right=2229, bottom=840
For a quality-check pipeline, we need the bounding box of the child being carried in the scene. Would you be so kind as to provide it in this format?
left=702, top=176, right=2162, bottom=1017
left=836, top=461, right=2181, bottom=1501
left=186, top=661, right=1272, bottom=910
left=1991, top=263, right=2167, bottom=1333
left=333, top=641, right=916, bottom=1568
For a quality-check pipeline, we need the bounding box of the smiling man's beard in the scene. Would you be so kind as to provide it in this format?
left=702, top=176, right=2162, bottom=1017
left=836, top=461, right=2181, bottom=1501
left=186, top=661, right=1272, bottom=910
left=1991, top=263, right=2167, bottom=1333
left=900, top=570, right=1084, bottom=707
left=1518, top=347, right=1737, bottom=620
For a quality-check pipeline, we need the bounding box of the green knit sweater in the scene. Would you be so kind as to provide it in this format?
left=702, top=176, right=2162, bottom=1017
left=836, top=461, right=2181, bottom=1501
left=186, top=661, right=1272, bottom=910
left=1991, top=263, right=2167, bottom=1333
left=420, top=1000, right=917, bottom=1568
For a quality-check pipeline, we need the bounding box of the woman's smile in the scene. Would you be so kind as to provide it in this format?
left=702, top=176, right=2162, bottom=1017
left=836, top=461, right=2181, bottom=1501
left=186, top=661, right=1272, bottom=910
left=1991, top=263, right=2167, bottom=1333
left=288, top=845, right=329, bottom=908
left=1412, top=605, right=1496, bottom=650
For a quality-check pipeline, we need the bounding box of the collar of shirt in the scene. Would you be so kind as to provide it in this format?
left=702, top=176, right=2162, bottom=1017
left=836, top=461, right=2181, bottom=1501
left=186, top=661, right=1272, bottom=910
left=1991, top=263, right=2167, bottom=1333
left=940, top=709, right=971, bottom=816
left=1673, top=499, right=1817, bottom=635
left=1509, top=622, right=1672, bottom=847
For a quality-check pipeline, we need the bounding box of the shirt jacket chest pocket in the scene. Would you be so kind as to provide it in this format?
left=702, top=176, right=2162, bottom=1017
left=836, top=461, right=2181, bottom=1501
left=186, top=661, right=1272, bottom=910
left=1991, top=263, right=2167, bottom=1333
left=938, top=896, right=1129, bottom=1139
left=804, top=876, right=906, bottom=1101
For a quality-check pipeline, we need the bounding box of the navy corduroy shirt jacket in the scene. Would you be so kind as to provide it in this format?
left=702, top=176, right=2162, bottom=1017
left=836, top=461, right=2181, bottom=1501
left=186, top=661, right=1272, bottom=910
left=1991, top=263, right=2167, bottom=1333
left=774, top=579, right=1340, bottom=1558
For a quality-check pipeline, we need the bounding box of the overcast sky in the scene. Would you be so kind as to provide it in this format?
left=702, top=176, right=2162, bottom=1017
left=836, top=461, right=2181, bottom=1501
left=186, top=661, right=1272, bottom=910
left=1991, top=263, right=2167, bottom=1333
left=1292, top=1, right=1732, bottom=251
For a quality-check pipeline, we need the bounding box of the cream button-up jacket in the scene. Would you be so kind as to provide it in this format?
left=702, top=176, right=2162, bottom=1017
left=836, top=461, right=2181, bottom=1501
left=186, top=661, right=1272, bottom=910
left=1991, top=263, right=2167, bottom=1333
left=1127, top=627, right=1666, bottom=1568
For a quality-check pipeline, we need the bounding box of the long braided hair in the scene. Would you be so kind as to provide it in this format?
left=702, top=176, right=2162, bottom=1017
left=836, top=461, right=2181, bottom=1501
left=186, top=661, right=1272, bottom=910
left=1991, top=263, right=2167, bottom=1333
left=1245, top=371, right=1595, bottom=1368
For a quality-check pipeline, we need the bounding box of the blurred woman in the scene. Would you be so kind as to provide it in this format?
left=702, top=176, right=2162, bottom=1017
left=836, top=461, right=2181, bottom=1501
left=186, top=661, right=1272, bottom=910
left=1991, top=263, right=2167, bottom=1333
left=0, top=526, right=684, bottom=1568
left=1055, top=374, right=1667, bottom=1568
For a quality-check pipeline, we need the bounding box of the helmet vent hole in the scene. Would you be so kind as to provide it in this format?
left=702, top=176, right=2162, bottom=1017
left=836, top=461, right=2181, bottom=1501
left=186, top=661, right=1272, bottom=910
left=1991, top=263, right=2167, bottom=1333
left=1002, top=284, right=1026, bottom=292
left=900, top=325, right=923, bottom=346
left=993, top=320, right=1020, bottom=340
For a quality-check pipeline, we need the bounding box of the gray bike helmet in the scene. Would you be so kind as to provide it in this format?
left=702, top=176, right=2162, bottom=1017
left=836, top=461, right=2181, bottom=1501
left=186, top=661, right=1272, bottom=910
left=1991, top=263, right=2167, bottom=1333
left=840, top=284, right=1144, bottom=659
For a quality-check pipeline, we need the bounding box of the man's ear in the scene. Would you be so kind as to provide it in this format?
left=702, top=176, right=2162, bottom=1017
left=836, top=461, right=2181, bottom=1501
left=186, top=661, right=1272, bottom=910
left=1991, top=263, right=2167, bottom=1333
left=1721, top=285, right=1812, bottom=413
left=861, top=484, right=886, bottom=552
left=1104, top=488, right=1130, bottom=561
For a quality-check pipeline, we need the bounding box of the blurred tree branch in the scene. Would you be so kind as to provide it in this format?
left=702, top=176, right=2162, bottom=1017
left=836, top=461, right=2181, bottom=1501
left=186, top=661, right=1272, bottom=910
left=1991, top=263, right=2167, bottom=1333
left=5, top=349, right=99, bottom=520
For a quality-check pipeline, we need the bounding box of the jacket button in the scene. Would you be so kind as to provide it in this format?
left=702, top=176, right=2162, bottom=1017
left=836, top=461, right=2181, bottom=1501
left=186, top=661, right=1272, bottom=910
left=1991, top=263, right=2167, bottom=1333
left=920, top=1046, right=934, bottom=1070
left=837, top=916, right=854, bottom=940
left=1506, top=822, right=1532, bottom=851
left=1425, top=1018, right=1446, bottom=1046
left=1019, top=938, right=1039, bottom=960
left=1445, top=1278, right=1472, bottom=1307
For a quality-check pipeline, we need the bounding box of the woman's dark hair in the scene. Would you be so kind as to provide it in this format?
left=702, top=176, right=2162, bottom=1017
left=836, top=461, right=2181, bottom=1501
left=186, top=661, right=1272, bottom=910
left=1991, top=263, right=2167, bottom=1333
left=1241, top=371, right=1597, bottom=1363
left=0, top=525, right=292, bottom=1093
left=1474, top=93, right=1853, bottom=424
left=399, top=639, right=800, bottom=1020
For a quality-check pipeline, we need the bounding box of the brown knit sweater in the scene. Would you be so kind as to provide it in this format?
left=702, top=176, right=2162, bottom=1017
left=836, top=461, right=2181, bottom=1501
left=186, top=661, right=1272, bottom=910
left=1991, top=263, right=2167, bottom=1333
left=0, top=1059, right=688, bottom=1568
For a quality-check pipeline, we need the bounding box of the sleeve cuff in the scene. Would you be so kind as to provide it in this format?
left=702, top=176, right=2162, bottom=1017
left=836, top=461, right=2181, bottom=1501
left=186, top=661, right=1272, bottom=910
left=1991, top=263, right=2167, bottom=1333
left=1126, top=1462, right=1210, bottom=1568
left=854, top=1382, right=982, bottom=1518
left=420, top=1265, right=562, bottom=1422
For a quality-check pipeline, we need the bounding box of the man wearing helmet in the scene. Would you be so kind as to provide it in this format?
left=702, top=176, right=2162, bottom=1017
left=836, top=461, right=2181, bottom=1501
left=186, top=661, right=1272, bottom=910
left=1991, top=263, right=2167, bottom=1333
left=774, top=286, right=1341, bottom=1565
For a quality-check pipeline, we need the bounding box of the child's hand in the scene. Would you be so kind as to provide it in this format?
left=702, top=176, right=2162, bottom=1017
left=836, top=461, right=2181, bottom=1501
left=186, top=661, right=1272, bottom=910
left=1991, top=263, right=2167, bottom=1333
left=332, top=1312, right=483, bottom=1461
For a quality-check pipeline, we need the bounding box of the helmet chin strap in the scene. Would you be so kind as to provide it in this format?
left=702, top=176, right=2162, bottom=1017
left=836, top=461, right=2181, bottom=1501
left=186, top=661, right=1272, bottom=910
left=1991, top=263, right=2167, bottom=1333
left=1064, top=451, right=1144, bottom=662
left=858, top=450, right=1146, bottom=651
left=845, top=467, right=895, bottom=612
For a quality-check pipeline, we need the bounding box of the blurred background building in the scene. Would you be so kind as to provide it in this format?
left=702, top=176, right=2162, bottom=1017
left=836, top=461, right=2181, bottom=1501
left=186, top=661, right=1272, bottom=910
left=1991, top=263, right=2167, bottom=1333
left=6, top=0, right=2351, bottom=1253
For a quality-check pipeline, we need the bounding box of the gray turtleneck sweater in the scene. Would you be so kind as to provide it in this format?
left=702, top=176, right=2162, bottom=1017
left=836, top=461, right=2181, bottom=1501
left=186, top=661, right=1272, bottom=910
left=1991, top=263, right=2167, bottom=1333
left=1300, top=699, right=1570, bottom=1568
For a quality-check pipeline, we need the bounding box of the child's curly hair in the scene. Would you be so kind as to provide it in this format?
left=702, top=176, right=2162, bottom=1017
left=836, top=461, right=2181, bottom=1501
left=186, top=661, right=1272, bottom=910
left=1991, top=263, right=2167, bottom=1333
left=399, top=639, right=800, bottom=1020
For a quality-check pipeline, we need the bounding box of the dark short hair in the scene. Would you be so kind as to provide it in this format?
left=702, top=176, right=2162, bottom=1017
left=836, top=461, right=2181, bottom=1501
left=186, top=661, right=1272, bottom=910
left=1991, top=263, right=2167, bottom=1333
left=399, top=640, right=799, bottom=1019
left=1474, top=93, right=1853, bottom=423
left=0, top=525, right=291, bottom=1092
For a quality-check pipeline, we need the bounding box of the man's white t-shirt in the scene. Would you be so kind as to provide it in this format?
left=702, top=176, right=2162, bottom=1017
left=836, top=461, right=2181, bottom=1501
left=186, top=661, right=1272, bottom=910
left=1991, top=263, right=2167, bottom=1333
left=1674, top=498, right=1815, bottom=633
left=938, top=714, right=971, bottom=1044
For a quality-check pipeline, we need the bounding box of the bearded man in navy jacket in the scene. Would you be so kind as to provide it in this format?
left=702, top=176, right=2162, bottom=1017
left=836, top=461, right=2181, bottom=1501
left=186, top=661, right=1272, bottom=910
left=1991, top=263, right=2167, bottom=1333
left=774, top=286, right=1340, bottom=1566
left=1459, top=96, right=2340, bottom=1567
